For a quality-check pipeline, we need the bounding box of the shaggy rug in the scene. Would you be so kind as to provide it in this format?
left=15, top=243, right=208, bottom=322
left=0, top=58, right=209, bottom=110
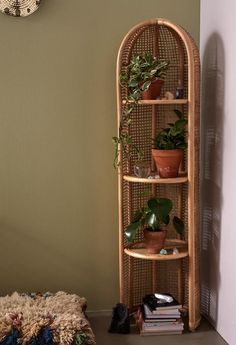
left=0, top=291, right=96, bottom=345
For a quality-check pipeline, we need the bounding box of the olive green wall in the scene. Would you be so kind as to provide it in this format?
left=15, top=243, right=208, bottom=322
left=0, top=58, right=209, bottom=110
left=0, top=0, right=199, bottom=310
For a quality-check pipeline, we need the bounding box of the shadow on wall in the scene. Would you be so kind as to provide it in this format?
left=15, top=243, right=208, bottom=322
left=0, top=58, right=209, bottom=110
left=201, top=33, right=225, bottom=327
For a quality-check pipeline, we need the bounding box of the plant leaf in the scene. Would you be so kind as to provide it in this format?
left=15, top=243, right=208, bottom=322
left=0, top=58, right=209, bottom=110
left=129, top=89, right=140, bottom=101
left=125, top=222, right=140, bottom=242
left=162, top=214, right=170, bottom=225
left=145, top=212, right=158, bottom=230
left=129, top=79, right=139, bottom=88
left=112, top=136, right=120, bottom=144
left=147, top=198, right=172, bottom=217
left=174, top=109, right=183, bottom=119
left=155, top=198, right=173, bottom=217
left=173, top=216, right=184, bottom=235
left=147, top=197, right=158, bottom=211
left=131, top=208, right=143, bottom=223
left=141, top=80, right=151, bottom=91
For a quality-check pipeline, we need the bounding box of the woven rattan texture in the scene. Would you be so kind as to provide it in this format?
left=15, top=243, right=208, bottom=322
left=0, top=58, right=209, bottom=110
left=117, top=19, right=200, bottom=330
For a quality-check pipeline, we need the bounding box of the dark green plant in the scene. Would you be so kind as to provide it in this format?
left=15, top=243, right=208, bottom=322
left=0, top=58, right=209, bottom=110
left=125, top=196, right=184, bottom=243
left=153, top=109, right=187, bottom=150
left=120, top=53, right=169, bottom=102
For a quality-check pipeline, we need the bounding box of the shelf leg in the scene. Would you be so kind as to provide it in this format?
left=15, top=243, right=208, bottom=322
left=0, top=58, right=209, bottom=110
left=177, top=260, right=184, bottom=305
left=152, top=261, right=158, bottom=293
left=128, top=256, right=134, bottom=310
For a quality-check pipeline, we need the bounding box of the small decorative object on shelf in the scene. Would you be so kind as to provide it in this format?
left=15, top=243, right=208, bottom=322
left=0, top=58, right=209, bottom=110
left=148, top=174, right=160, bottom=180
left=134, top=162, right=151, bottom=178
left=159, top=248, right=167, bottom=255
left=175, top=80, right=184, bottom=99
left=152, top=109, right=187, bottom=178
left=163, top=91, right=175, bottom=100
left=172, top=247, right=179, bottom=255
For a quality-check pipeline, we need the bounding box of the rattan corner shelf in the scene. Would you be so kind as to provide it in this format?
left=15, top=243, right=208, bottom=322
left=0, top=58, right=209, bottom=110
left=116, top=18, right=200, bottom=332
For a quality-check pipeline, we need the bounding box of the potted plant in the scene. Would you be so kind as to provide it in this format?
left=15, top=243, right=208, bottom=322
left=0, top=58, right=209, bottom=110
left=120, top=53, right=169, bottom=101
left=152, top=110, right=187, bottom=178
left=112, top=53, right=169, bottom=168
left=125, top=196, right=184, bottom=254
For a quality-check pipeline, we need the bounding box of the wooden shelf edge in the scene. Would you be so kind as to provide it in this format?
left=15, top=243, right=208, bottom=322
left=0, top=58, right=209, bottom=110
left=124, top=239, right=188, bottom=261
left=123, top=174, right=188, bottom=184
left=124, top=248, right=188, bottom=261
left=122, top=99, right=188, bottom=105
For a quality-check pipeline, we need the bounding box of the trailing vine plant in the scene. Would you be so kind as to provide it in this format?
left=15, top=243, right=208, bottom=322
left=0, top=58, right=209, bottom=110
left=112, top=53, right=169, bottom=169
left=112, top=103, right=143, bottom=169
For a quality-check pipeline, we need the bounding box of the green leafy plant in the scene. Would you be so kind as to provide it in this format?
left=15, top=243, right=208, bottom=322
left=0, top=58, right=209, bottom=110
left=120, top=53, right=169, bottom=102
left=112, top=53, right=169, bottom=168
left=112, top=104, right=143, bottom=169
left=153, top=109, right=187, bottom=150
left=113, top=53, right=169, bottom=168
left=125, top=196, right=184, bottom=243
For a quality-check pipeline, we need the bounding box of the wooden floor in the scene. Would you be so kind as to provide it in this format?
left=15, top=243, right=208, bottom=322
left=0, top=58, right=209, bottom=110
left=89, top=314, right=228, bottom=345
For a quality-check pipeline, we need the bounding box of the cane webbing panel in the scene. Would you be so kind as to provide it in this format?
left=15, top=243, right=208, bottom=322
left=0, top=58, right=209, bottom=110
left=117, top=19, right=200, bottom=331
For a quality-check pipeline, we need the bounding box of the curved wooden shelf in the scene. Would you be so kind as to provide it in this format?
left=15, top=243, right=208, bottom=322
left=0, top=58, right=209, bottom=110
left=123, top=174, right=188, bottom=184
left=124, top=239, right=188, bottom=261
left=122, top=99, right=188, bottom=105
left=124, top=248, right=188, bottom=261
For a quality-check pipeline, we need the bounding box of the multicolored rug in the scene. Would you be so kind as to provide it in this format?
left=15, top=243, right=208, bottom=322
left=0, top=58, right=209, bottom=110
left=0, top=291, right=96, bottom=345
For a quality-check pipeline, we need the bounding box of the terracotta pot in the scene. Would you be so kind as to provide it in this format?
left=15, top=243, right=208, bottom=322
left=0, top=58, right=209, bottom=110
left=141, top=79, right=164, bottom=100
left=152, top=148, right=184, bottom=178
left=143, top=229, right=167, bottom=254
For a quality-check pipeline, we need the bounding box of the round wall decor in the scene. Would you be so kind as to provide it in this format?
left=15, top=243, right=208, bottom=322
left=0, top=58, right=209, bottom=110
left=0, top=0, right=41, bottom=17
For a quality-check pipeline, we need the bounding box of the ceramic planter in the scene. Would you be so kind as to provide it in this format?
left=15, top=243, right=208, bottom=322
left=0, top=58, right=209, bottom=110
left=152, top=148, right=184, bottom=178
left=141, top=78, right=164, bottom=100
left=143, top=229, right=167, bottom=254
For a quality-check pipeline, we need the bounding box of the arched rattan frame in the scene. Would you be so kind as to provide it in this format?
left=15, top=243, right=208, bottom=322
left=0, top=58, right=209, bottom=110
left=116, top=18, right=200, bottom=331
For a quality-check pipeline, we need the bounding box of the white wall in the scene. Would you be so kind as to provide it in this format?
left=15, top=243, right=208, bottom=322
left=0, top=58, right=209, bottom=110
left=201, top=1, right=236, bottom=344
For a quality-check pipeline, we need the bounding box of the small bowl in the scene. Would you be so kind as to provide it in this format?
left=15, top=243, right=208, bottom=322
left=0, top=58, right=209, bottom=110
left=134, top=162, right=151, bottom=178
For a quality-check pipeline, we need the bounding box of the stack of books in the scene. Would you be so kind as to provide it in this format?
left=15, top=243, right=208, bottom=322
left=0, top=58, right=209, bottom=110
left=137, top=293, right=184, bottom=336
